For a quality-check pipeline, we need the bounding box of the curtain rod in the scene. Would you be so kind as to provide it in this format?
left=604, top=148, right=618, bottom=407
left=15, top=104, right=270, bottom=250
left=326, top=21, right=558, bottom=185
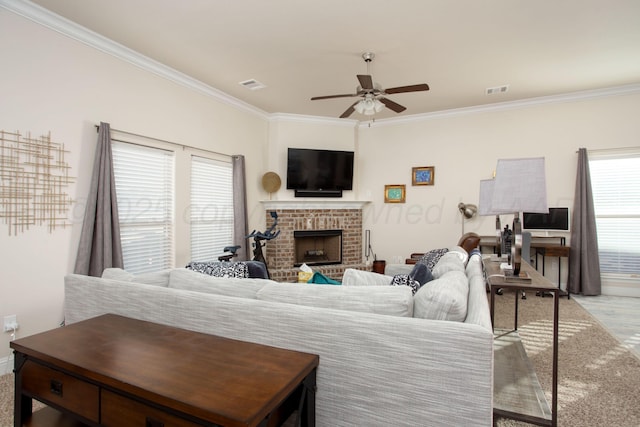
left=95, top=124, right=231, bottom=158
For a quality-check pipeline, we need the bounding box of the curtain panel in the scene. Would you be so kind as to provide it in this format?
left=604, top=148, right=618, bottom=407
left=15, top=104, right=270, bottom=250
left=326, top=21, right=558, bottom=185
left=232, top=155, right=249, bottom=261
left=74, top=122, right=123, bottom=276
left=568, top=148, right=601, bottom=295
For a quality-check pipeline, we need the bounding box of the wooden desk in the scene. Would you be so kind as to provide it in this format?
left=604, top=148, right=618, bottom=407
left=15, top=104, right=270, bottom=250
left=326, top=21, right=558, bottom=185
left=485, top=260, right=559, bottom=427
left=531, top=242, right=570, bottom=298
left=12, top=314, right=318, bottom=427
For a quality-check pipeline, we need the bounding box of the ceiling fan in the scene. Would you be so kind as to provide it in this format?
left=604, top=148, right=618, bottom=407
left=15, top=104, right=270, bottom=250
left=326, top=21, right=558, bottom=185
left=311, top=52, right=430, bottom=118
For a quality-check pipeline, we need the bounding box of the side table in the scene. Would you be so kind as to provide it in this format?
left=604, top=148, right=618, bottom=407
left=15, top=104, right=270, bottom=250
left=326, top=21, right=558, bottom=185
left=485, top=259, right=559, bottom=427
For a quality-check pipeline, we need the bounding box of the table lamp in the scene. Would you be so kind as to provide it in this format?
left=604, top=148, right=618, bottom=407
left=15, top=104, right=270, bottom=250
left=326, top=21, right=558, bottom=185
left=490, top=157, right=548, bottom=275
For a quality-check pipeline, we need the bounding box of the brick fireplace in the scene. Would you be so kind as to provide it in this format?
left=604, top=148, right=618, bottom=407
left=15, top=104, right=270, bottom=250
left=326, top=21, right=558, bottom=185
left=262, top=201, right=370, bottom=282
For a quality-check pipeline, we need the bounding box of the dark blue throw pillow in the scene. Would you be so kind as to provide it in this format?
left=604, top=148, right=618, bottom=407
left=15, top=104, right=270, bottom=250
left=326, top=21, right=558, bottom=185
left=408, top=262, right=434, bottom=286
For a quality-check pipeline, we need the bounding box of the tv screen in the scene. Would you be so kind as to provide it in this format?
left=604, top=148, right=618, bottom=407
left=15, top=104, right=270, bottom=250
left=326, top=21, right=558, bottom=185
left=523, top=207, right=570, bottom=231
left=286, top=148, right=354, bottom=195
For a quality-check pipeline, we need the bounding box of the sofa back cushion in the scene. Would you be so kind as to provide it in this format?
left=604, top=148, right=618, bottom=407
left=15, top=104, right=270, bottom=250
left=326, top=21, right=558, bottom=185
left=256, top=283, right=414, bottom=317
left=341, top=268, right=394, bottom=286
left=431, top=252, right=467, bottom=278
left=413, top=270, right=469, bottom=321
left=168, top=268, right=275, bottom=299
left=101, top=268, right=171, bottom=287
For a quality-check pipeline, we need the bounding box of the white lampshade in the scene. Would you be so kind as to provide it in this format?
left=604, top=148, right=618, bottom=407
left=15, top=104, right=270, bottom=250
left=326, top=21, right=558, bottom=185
left=490, top=157, right=549, bottom=214
left=478, top=179, right=498, bottom=216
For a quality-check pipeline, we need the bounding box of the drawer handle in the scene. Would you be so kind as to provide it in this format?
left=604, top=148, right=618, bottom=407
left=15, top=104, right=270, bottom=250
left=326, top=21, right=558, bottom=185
left=50, top=379, right=63, bottom=396
left=146, top=417, right=164, bottom=427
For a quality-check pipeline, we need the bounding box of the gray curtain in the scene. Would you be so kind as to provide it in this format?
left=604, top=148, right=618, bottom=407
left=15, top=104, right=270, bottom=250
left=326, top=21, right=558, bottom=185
left=232, top=155, right=249, bottom=260
left=74, top=122, right=123, bottom=276
left=568, top=148, right=601, bottom=295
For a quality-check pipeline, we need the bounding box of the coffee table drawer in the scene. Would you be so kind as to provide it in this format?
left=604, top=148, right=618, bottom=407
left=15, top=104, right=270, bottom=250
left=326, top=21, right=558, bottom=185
left=102, top=389, right=203, bottom=427
left=21, top=360, right=99, bottom=423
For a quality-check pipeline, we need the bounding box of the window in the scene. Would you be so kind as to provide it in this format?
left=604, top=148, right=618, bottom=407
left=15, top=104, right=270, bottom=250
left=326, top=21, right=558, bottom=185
left=111, top=134, right=234, bottom=273
left=190, top=156, right=234, bottom=261
left=112, top=141, right=175, bottom=274
left=589, top=149, right=640, bottom=277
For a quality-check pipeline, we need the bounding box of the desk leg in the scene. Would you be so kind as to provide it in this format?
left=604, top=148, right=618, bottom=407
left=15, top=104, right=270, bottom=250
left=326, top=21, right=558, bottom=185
left=490, top=287, right=496, bottom=330
left=514, top=291, right=519, bottom=331
left=551, top=290, right=559, bottom=427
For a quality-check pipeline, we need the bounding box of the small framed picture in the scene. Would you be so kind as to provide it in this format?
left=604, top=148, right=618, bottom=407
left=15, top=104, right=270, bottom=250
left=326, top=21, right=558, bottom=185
left=384, top=184, right=406, bottom=203
left=412, top=166, right=435, bottom=186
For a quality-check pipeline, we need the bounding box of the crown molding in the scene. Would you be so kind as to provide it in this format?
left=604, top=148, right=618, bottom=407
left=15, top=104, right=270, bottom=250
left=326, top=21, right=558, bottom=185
left=362, top=83, right=640, bottom=128
left=0, top=0, right=269, bottom=119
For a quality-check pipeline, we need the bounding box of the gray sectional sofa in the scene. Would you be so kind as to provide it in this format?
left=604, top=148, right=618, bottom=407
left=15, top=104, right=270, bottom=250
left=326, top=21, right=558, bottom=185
left=64, top=248, right=494, bottom=426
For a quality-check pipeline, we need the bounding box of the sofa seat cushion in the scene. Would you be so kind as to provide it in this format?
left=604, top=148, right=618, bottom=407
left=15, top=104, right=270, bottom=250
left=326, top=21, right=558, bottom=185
left=413, top=270, right=469, bottom=321
left=169, top=268, right=275, bottom=299
left=256, top=282, right=414, bottom=317
left=101, top=268, right=171, bottom=287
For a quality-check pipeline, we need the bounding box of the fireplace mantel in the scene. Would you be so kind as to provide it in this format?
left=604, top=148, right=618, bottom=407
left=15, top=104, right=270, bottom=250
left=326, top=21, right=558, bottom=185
left=261, top=200, right=370, bottom=210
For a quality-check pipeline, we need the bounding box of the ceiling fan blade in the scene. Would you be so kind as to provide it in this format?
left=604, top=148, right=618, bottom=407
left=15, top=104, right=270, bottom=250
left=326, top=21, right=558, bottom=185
left=384, top=83, right=430, bottom=94
left=339, top=102, right=359, bottom=118
left=311, top=93, right=357, bottom=101
left=379, top=97, right=407, bottom=113
left=357, top=74, right=374, bottom=90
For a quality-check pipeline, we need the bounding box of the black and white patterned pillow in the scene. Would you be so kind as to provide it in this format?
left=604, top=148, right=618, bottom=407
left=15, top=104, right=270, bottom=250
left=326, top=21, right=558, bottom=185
left=390, top=274, right=421, bottom=295
left=417, top=248, right=449, bottom=271
left=185, top=261, right=249, bottom=278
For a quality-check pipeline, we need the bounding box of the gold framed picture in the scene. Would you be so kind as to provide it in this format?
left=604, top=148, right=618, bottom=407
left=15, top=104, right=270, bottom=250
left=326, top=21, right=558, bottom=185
left=384, top=184, right=406, bottom=203
left=412, top=166, right=435, bottom=186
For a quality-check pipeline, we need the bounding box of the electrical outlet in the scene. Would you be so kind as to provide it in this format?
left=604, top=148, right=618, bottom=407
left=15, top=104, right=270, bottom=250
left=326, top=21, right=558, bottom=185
left=3, top=315, right=19, bottom=332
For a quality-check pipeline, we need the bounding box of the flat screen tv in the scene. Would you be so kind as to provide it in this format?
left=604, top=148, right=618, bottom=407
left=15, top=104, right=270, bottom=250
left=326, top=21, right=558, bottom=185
left=286, top=148, right=354, bottom=197
left=523, top=207, right=570, bottom=232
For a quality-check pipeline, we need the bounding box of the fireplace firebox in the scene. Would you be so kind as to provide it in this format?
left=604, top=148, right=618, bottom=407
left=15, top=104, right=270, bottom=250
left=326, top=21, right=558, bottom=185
left=293, top=230, right=342, bottom=266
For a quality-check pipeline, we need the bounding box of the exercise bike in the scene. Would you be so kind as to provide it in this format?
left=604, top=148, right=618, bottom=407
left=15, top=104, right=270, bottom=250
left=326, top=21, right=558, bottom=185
left=217, top=211, right=280, bottom=277
left=246, top=211, right=280, bottom=278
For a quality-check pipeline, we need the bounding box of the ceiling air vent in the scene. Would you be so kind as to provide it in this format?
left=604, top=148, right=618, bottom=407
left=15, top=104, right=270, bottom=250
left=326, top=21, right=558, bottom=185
left=486, top=85, right=509, bottom=95
left=239, top=79, right=266, bottom=91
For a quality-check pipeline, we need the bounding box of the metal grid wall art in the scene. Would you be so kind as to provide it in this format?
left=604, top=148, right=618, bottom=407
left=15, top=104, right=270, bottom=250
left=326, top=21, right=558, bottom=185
left=0, top=130, right=74, bottom=235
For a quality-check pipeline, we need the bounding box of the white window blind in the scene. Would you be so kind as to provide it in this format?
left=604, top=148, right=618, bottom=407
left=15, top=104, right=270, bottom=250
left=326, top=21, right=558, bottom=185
left=112, top=141, right=175, bottom=274
left=589, top=149, right=640, bottom=276
left=190, top=156, right=234, bottom=262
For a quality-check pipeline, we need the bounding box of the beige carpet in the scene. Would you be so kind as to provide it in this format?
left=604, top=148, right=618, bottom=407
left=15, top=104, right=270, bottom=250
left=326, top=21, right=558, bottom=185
left=1, top=293, right=639, bottom=426
left=493, top=291, right=640, bottom=426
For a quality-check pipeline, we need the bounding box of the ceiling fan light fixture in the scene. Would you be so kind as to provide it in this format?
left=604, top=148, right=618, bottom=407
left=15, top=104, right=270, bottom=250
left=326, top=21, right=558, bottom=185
left=355, top=98, right=384, bottom=115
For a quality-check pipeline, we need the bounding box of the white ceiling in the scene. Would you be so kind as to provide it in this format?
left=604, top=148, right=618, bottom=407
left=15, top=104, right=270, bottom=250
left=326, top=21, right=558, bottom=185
left=27, top=0, right=640, bottom=120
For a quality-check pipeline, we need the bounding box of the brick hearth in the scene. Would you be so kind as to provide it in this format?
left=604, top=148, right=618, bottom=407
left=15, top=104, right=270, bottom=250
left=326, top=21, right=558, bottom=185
left=262, top=202, right=370, bottom=282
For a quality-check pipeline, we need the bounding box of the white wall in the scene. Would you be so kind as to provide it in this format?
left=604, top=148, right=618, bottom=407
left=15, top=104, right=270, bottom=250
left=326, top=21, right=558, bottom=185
left=357, top=92, right=640, bottom=293
left=0, top=10, right=269, bottom=366
left=265, top=115, right=359, bottom=201
left=2, top=5, right=639, bottom=369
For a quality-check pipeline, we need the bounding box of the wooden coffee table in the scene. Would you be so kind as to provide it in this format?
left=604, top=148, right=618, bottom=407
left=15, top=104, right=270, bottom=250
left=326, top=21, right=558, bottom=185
left=11, top=314, right=318, bottom=427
